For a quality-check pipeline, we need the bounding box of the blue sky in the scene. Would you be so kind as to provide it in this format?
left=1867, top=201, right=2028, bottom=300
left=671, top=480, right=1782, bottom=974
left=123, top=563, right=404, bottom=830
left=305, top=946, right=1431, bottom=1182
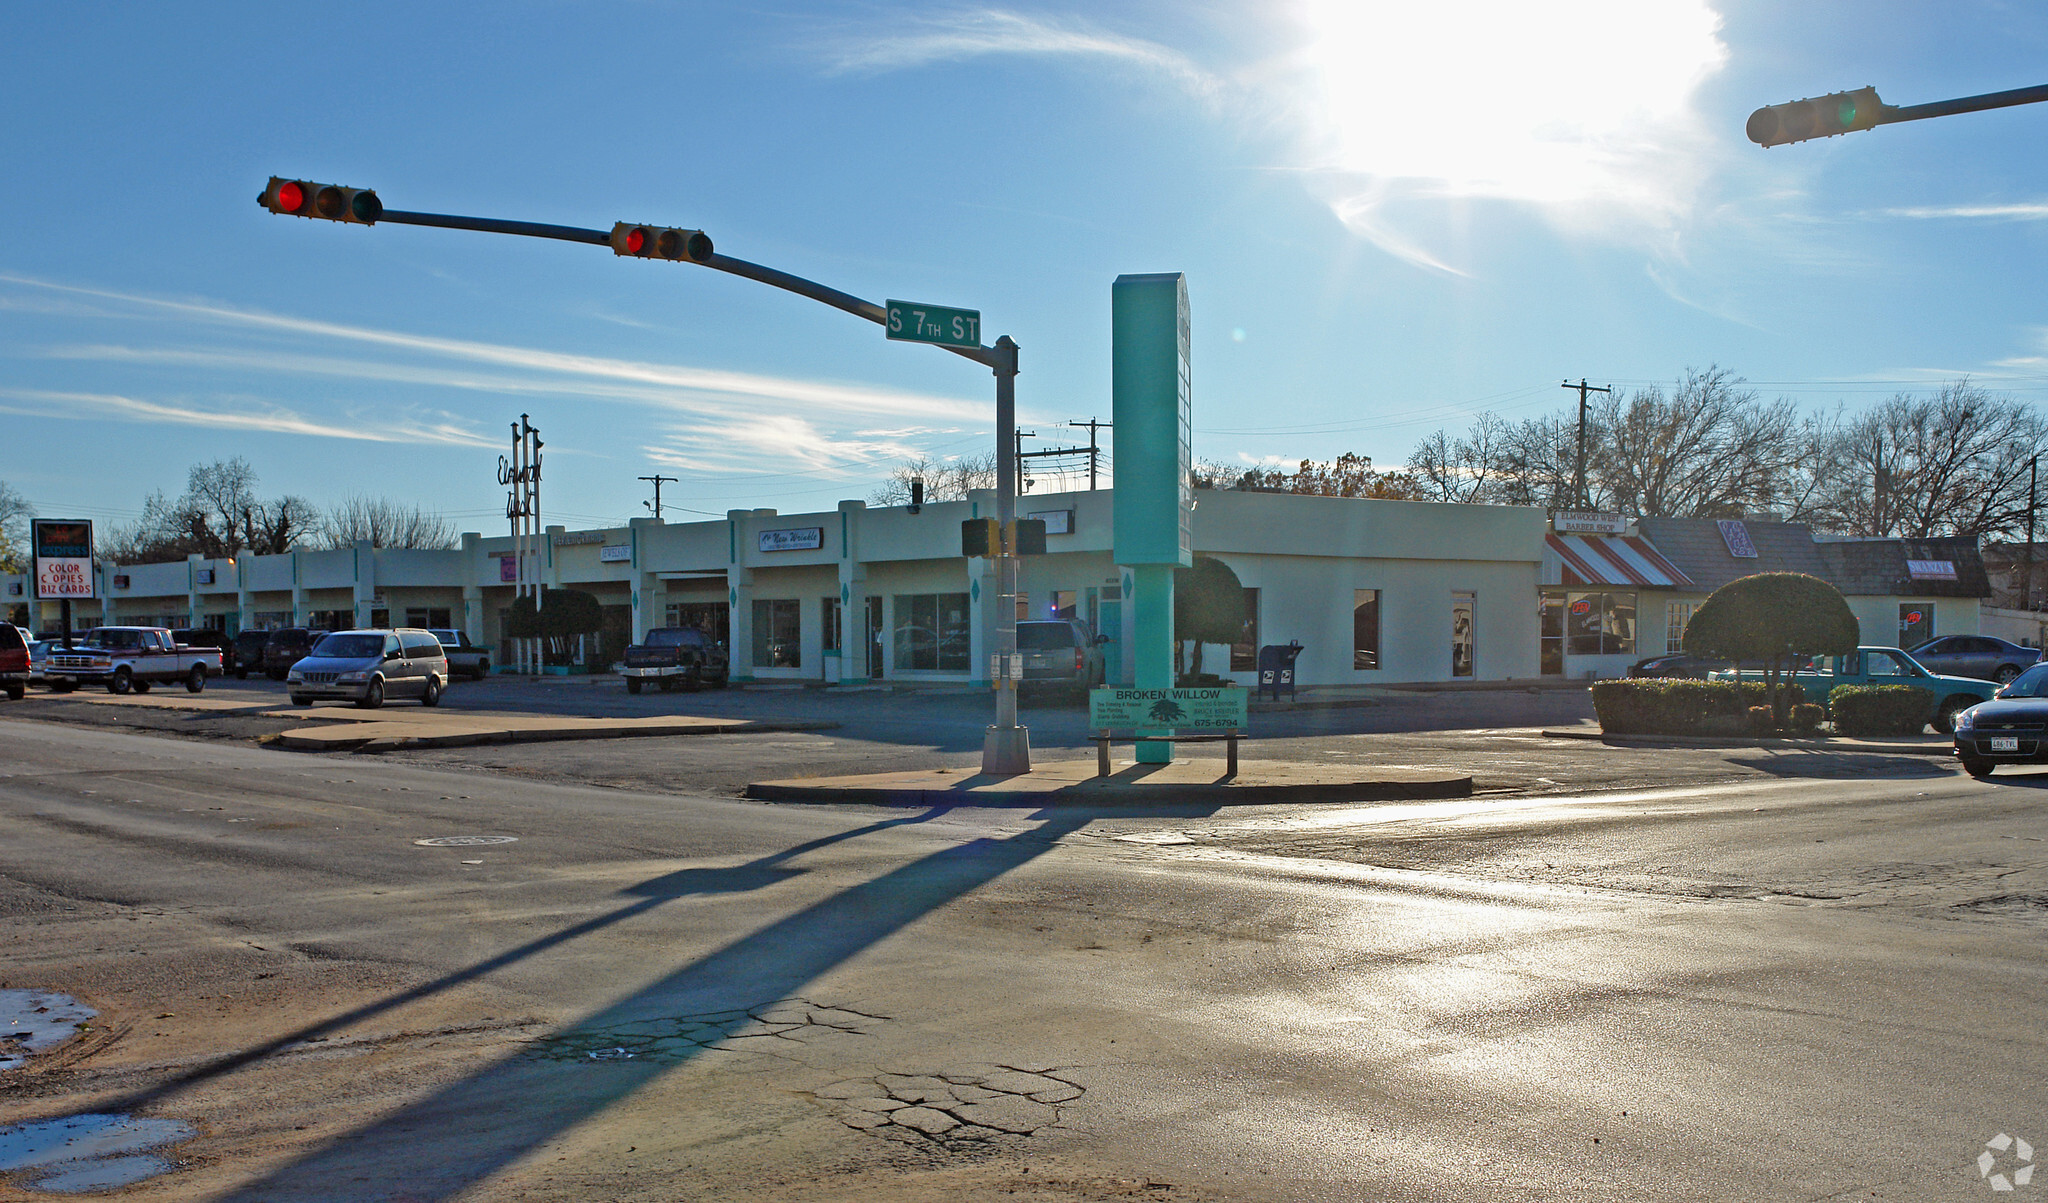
left=5, top=1, right=2048, bottom=537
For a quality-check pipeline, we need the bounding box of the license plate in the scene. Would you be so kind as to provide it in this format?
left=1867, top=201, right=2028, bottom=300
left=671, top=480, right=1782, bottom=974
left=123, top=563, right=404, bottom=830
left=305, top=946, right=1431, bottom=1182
left=1992, top=736, right=2019, bottom=752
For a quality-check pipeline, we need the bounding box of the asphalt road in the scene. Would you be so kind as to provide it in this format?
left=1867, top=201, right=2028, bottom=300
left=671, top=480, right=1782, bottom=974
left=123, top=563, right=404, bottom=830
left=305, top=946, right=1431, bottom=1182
left=2, top=714, right=2042, bottom=1200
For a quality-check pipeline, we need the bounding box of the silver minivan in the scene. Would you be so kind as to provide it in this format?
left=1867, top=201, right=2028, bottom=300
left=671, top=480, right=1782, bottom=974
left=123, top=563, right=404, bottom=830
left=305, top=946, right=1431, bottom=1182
left=287, top=628, right=449, bottom=708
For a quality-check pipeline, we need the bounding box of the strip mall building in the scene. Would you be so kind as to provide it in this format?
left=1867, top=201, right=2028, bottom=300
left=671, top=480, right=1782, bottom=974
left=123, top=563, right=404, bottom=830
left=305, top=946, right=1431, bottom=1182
left=5, top=490, right=1990, bottom=686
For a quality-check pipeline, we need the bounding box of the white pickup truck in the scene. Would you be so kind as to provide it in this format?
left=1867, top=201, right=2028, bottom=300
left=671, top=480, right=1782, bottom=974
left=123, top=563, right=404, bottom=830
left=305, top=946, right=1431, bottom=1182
left=44, top=627, right=225, bottom=695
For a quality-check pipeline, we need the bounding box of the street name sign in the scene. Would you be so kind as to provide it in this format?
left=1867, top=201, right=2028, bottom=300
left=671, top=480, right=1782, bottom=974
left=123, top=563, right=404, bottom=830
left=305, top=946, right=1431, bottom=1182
left=1090, top=686, right=1247, bottom=731
left=885, top=300, right=981, bottom=348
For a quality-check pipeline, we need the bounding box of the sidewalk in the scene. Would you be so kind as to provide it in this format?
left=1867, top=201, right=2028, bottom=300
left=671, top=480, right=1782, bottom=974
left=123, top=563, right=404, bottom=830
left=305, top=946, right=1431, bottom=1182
left=746, top=759, right=1472, bottom=807
left=1541, top=726, right=1955, bottom=756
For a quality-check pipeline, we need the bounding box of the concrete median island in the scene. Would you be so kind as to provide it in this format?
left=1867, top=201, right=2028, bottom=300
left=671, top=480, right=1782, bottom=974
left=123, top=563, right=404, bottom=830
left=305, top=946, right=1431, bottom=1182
left=746, top=759, right=1471, bottom=806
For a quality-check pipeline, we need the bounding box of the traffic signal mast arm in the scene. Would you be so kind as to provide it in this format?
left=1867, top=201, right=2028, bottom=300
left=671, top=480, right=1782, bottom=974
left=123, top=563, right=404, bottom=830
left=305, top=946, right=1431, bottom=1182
left=1749, top=82, right=2048, bottom=147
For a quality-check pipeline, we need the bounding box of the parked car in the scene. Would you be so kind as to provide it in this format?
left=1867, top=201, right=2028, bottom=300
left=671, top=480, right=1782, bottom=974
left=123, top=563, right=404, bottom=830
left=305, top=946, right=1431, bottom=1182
left=620, top=627, right=729, bottom=693
left=428, top=629, right=491, bottom=680
left=1953, top=663, right=2048, bottom=777
left=25, top=639, right=52, bottom=689
left=1016, top=618, right=1108, bottom=693
left=173, top=628, right=237, bottom=676
left=1626, top=653, right=1733, bottom=679
left=1906, top=635, right=2041, bottom=684
left=263, top=628, right=326, bottom=681
left=286, top=628, right=449, bottom=709
left=43, top=627, right=223, bottom=694
left=1711, top=645, right=1996, bottom=733
left=0, top=623, right=29, bottom=700
left=232, top=629, right=270, bottom=679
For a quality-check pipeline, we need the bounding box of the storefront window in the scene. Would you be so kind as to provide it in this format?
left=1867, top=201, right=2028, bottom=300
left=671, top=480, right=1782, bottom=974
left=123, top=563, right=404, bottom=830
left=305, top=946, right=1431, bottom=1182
left=1353, top=589, right=1380, bottom=670
left=893, top=592, right=971, bottom=672
left=405, top=608, right=453, bottom=629
left=1898, top=602, right=1934, bottom=648
left=1665, top=601, right=1696, bottom=655
left=1566, top=591, right=1635, bottom=656
left=822, top=597, right=841, bottom=653
left=751, top=599, right=801, bottom=668
left=1451, top=592, right=1476, bottom=678
left=1230, top=588, right=1260, bottom=672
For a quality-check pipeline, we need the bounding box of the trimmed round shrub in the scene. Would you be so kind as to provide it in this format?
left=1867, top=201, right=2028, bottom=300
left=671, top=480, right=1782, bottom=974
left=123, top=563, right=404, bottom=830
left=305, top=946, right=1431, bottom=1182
left=1790, top=703, right=1826, bottom=734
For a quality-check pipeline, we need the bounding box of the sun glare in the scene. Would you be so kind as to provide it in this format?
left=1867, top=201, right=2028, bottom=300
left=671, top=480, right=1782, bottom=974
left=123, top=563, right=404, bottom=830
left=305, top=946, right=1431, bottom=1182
left=1297, top=0, right=1728, bottom=251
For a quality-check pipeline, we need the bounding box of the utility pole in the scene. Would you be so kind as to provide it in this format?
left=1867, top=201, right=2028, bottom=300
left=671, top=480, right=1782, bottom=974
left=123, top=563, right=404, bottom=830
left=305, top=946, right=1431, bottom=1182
left=2027, top=454, right=2038, bottom=611
left=638, top=474, right=677, bottom=520
left=1014, top=429, right=1036, bottom=495
left=1562, top=379, right=1613, bottom=510
left=1068, top=417, right=1111, bottom=489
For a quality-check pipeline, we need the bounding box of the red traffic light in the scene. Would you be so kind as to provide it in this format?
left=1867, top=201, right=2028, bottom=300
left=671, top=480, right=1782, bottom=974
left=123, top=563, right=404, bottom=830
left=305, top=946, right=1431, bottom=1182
left=260, top=176, right=380, bottom=223
left=610, top=222, right=713, bottom=263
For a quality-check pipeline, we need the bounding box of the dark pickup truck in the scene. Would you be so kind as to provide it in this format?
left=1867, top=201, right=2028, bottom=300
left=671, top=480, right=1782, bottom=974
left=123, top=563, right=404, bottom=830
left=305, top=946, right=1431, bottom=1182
left=620, top=627, right=729, bottom=693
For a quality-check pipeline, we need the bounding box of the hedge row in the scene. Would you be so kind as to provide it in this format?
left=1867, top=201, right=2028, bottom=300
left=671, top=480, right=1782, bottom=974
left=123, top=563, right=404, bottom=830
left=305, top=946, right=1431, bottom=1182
left=1827, top=685, right=1934, bottom=737
left=1590, top=679, right=1809, bottom=735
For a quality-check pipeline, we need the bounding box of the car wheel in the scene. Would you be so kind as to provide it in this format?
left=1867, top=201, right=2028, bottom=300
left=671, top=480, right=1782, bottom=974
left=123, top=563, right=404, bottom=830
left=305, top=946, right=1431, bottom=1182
left=1961, top=757, right=1995, bottom=778
left=1996, top=665, right=2021, bottom=684
left=133, top=679, right=152, bottom=693
left=4, top=683, right=22, bottom=701
left=474, top=660, right=489, bottom=680
left=421, top=677, right=441, bottom=707
left=658, top=677, right=676, bottom=693
left=625, top=677, right=643, bottom=695
left=357, top=680, right=384, bottom=710
left=109, top=667, right=133, bottom=695
left=234, top=668, right=248, bottom=680
left=1933, top=697, right=1970, bottom=735
left=186, top=665, right=207, bottom=693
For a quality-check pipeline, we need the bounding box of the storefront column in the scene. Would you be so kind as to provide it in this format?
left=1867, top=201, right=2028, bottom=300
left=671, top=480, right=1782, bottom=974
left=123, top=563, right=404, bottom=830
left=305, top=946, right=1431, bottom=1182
left=351, top=540, right=377, bottom=629
left=186, top=554, right=204, bottom=627
left=967, top=555, right=995, bottom=688
left=728, top=565, right=756, bottom=684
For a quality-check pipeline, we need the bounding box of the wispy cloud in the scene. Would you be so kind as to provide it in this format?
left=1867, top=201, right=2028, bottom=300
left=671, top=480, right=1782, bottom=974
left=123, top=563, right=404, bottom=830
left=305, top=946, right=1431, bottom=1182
left=643, top=414, right=927, bottom=476
left=0, top=388, right=497, bottom=447
left=817, top=8, right=1219, bottom=97
left=1882, top=202, right=2048, bottom=221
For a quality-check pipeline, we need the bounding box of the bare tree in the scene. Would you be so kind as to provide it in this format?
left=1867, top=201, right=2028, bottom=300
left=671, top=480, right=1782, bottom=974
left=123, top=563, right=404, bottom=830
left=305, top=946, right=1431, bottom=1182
left=1589, top=366, right=1799, bottom=520
left=1806, top=381, right=2047, bottom=538
left=320, top=496, right=458, bottom=550
left=869, top=452, right=1000, bottom=505
left=0, top=480, right=33, bottom=573
left=1220, top=453, right=1426, bottom=499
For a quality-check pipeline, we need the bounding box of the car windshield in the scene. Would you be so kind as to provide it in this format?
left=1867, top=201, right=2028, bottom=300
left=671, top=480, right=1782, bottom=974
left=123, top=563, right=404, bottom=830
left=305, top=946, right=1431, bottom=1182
left=1016, top=623, right=1076, bottom=650
left=87, top=629, right=143, bottom=649
left=312, top=634, right=385, bottom=659
left=1997, top=664, right=2048, bottom=698
left=645, top=629, right=694, bottom=648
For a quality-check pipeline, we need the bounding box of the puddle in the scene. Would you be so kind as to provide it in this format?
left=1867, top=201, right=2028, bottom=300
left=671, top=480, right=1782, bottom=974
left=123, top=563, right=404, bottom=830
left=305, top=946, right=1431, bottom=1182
left=413, top=836, right=518, bottom=847
left=0, top=990, right=97, bottom=1072
left=0, top=1114, right=195, bottom=1193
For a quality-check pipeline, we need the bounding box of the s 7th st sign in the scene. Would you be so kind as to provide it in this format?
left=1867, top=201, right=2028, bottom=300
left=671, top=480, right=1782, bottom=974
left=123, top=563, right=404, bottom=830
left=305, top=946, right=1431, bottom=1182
left=886, top=300, right=980, bottom=348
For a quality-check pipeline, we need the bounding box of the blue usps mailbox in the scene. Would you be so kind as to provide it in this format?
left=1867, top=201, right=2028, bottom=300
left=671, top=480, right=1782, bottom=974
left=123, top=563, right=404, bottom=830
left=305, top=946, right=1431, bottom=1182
left=1257, top=641, right=1304, bottom=701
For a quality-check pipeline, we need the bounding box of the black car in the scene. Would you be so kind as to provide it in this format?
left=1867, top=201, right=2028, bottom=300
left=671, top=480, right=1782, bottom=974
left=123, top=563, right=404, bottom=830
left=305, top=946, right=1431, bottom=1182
left=1626, top=653, right=1732, bottom=680
left=232, top=629, right=270, bottom=679
left=1953, top=662, right=2048, bottom=777
left=262, top=628, right=327, bottom=681
left=172, top=628, right=236, bottom=675
left=1907, top=635, right=2041, bottom=684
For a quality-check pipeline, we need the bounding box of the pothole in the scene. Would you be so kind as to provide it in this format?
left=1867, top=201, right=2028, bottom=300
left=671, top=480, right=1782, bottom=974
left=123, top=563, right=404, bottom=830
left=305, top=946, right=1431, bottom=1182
left=521, top=997, right=887, bottom=1064
left=0, top=1114, right=196, bottom=1194
left=810, top=1065, right=1085, bottom=1147
left=1, top=990, right=98, bottom=1073
left=1954, top=894, right=2048, bottom=923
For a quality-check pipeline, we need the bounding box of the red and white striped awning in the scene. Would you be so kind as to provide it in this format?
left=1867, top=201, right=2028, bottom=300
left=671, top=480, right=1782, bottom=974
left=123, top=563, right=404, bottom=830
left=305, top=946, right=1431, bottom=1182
left=1545, top=532, right=1693, bottom=588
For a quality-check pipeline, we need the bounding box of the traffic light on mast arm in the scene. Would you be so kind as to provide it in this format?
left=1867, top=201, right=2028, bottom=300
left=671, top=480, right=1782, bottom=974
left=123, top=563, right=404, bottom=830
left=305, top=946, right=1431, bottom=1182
left=259, top=177, right=382, bottom=223
left=610, top=222, right=714, bottom=263
left=1747, top=86, right=1886, bottom=147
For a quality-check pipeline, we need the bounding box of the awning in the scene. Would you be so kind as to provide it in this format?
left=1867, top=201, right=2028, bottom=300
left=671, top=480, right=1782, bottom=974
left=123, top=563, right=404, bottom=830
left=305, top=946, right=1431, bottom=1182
left=1546, top=533, right=1693, bottom=588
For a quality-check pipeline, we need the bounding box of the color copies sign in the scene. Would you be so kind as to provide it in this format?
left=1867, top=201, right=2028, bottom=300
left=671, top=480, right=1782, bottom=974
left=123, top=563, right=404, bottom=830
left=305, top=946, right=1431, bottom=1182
left=1089, top=686, right=1247, bottom=730
left=31, top=518, right=95, bottom=600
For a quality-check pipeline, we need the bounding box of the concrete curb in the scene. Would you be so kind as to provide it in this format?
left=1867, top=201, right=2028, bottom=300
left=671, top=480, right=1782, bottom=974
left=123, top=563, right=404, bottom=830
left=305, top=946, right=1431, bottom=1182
left=276, top=718, right=837, bottom=754
left=745, top=762, right=1473, bottom=807
left=1540, top=729, right=1953, bottom=756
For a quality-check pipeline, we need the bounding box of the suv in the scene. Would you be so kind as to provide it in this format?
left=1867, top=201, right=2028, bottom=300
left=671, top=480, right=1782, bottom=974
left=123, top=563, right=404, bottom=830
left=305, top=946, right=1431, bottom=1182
left=620, top=627, right=729, bottom=693
left=232, top=629, right=270, bottom=679
left=1016, top=619, right=1108, bottom=693
left=173, top=628, right=237, bottom=676
left=263, top=628, right=326, bottom=681
left=0, top=623, right=28, bottom=700
left=287, top=629, right=450, bottom=708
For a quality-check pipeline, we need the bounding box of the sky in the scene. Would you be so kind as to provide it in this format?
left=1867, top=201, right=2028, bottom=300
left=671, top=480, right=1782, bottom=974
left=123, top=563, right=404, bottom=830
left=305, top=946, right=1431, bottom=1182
left=5, top=1, right=2048, bottom=538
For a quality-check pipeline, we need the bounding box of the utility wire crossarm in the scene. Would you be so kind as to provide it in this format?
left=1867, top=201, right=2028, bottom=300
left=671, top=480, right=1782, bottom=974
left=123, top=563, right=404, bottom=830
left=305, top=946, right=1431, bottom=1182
left=258, top=180, right=1032, bottom=773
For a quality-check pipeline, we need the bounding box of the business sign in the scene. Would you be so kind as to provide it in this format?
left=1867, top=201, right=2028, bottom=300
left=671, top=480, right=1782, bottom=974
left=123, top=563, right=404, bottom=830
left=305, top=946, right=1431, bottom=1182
left=553, top=530, right=605, bottom=547
left=195, top=567, right=215, bottom=585
left=758, top=527, right=823, bottom=553
left=1111, top=273, right=1193, bottom=567
left=1716, top=519, right=1758, bottom=559
left=1026, top=508, right=1073, bottom=536
left=599, top=543, right=632, bottom=563
left=1089, top=686, right=1248, bottom=731
left=1907, top=559, right=1958, bottom=580
left=1552, top=510, right=1627, bottom=535
left=31, top=518, right=95, bottom=600
left=499, top=556, right=520, bottom=583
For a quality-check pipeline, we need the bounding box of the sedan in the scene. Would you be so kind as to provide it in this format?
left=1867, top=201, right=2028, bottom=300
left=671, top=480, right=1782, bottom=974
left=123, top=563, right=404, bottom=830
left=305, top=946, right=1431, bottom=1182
left=1626, top=653, right=1732, bottom=679
left=1908, top=635, right=2041, bottom=684
left=1953, top=662, right=2048, bottom=777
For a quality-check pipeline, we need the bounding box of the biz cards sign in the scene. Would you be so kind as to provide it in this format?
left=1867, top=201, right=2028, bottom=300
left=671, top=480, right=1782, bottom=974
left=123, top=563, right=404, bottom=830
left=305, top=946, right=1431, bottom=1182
left=1089, top=686, right=1247, bottom=730
left=32, top=518, right=96, bottom=600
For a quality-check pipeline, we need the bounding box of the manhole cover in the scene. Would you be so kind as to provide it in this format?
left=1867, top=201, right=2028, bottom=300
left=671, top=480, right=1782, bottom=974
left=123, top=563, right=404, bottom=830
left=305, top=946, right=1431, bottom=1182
left=413, top=836, right=519, bottom=847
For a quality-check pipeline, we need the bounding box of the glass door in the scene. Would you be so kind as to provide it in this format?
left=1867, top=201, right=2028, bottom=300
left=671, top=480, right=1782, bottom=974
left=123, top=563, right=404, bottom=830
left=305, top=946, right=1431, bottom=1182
left=1451, top=592, right=1476, bottom=678
left=1540, top=594, right=1564, bottom=676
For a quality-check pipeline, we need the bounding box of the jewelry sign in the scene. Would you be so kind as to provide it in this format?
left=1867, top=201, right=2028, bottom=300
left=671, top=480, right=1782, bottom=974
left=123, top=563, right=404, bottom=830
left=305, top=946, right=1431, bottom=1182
left=32, top=519, right=96, bottom=600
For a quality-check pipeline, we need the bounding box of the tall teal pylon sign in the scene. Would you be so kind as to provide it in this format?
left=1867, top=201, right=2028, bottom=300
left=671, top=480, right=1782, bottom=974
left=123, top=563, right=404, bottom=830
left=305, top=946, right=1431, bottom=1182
left=1111, top=273, right=1192, bottom=764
